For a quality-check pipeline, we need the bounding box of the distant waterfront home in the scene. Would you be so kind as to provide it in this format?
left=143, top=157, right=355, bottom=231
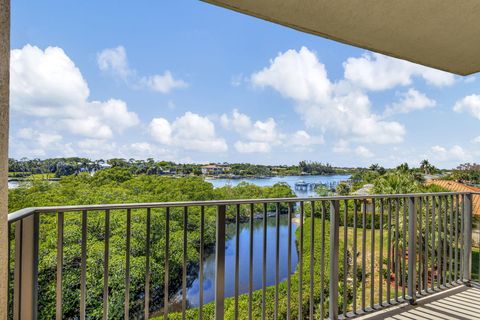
left=201, top=164, right=225, bottom=175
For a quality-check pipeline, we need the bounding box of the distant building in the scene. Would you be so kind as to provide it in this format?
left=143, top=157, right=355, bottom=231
left=428, top=180, right=480, bottom=216
left=201, top=165, right=225, bottom=175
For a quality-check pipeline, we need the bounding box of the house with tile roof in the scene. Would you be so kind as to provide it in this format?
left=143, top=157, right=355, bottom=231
left=429, top=180, right=480, bottom=216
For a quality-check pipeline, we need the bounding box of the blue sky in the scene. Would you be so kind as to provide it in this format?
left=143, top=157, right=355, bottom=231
left=8, top=1, right=480, bottom=168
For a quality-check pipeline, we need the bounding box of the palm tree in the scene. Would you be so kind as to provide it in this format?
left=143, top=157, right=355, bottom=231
left=396, top=162, right=410, bottom=173
left=420, top=159, right=432, bottom=175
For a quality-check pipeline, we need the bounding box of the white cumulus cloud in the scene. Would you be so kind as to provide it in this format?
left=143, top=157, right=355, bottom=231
left=234, top=141, right=271, bottom=153
left=251, top=47, right=331, bottom=103
left=453, top=94, right=480, bottom=120
left=251, top=47, right=405, bottom=145
left=149, top=112, right=227, bottom=153
left=97, top=46, right=131, bottom=81
left=11, top=45, right=139, bottom=140
left=343, top=52, right=455, bottom=91
left=384, top=88, right=436, bottom=116
left=221, top=109, right=322, bottom=153
left=355, top=146, right=374, bottom=158
left=429, top=145, right=471, bottom=162
left=97, top=46, right=187, bottom=93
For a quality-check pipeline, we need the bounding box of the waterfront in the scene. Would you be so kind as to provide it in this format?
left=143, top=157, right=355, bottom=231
left=174, top=215, right=298, bottom=309
left=205, top=174, right=350, bottom=197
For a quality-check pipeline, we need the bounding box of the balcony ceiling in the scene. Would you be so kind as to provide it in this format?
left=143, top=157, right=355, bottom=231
left=202, top=0, right=480, bottom=76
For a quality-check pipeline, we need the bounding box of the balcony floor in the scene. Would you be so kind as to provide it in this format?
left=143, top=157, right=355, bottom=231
left=359, top=284, right=480, bottom=320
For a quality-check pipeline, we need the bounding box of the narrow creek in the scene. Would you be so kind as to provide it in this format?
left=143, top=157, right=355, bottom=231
left=174, top=214, right=299, bottom=308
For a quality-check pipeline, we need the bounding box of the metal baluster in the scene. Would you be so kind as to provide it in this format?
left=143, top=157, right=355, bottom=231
left=402, top=199, right=406, bottom=300
left=249, top=203, right=254, bottom=320
left=200, top=206, right=205, bottom=320
left=361, top=200, right=366, bottom=311
left=424, top=199, right=429, bottom=292
left=164, top=207, right=170, bottom=319
left=418, top=198, right=423, bottom=293
left=320, top=202, right=326, bottom=319
left=343, top=200, right=348, bottom=315
left=454, top=195, right=459, bottom=282
left=443, top=196, right=447, bottom=287
left=329, top=200, right=340, bottom=320
left=56, top=212, right=64, bottom=320
left=394, top=198, right=399, bottom=302
left=103, top=210, right=110, bottom=320
left=262, top=203, right=267, bottom=320
left=370, top=199, right=375, bottom=310
left=463, top=194, right=472, bottom=283
left=407, top=197, right=417, bottom=305
left=125, top=209, right=131, bottom=320
left=379, top=199, right=384, bottom=306
left=275, top=203, right=280, bottom=320
left=431, top=196, right=436, bottom=291
left=352, top=200, right=358, bottom=312
left=215, top=205, right=226, bottom=320
left=80, top=210, right=87, bottom=320
left=298, top=201, right=304, bottom=320
left=235, top=204, right=240, bottom=320
left=145, top=208, right=151, bottom=320
left=437, top=197, right=442, bottom=289
left=460, top=195, right=464, bottom=282
left=449, top=195, right=453, bottom=285
left=182, top=207, right=188, bottom=320
left=287, top=202, right=293, bottom=320
left=310, top=201, right=315, bottom=319
left=386, top=199, right=392, bottom=304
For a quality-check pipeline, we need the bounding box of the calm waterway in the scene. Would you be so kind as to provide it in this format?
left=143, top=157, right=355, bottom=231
left=206, top=174, right=350, bottom=197
left=176, top=174, right=350, bottom=308
left=183, top=215, right=298, bottom=307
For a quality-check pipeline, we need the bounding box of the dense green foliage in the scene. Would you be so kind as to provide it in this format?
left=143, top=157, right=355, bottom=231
left=447, top=163, right=480, bottom=186
left=8, top=169, right=295, bottom=319
left=8, top=157, right=354, bottom=180
left=350, top=162, right=447, bottom=195
left=8, top=160, right=461, bottom=319
left=160, top=217, right=347, bottom=320
left=298, top=161, right=336, bottom=175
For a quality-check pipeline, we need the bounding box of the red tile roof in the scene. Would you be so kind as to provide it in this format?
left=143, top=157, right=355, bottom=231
left=429, top=180, right=480, bottom=216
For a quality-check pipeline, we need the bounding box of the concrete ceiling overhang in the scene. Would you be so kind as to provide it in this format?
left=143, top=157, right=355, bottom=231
left=202, top=0, right=480, bottom=76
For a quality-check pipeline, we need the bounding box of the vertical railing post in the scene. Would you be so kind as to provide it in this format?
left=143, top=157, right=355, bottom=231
left=0, top=1, right=11, bottom=320
left=463, top=193, right=472, bottom=283
left=215, top=205, right=226, bottom=320
left=13, top=213, right=39, bottom=320
left=407, top=197, right=417, bottom=304
left=329, top=200, right=339, bottom=320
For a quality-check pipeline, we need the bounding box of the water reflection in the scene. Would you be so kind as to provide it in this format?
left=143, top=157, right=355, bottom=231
left=183, top=215, right=298, bottom=307
left=206, top=174, right=350, bottom=197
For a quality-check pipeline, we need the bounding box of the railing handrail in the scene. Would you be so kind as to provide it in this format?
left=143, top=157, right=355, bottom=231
left=8, top=191, right=473, bottom=223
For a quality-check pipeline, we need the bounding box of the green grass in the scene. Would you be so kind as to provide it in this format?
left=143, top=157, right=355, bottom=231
left=153, top=217, right=338, bottom=319
left=29, top=173, right=55, bottom=179
left=153, top=222, right=473, bottom=319
left=473, top=246, right=479, bottom=280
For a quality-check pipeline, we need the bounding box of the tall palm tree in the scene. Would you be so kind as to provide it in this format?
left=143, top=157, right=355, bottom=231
left=420, top=159, right=431, bottom=175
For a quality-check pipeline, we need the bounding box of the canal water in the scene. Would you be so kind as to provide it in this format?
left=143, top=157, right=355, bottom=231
left=182, top=215, right=298, bottom=308
left=206, top=174, right=350, bottom=197
left=177, top=174, right=350, bottom=308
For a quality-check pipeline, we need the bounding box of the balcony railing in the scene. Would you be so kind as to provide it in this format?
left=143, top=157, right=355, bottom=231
left=6, top=192, right=478, bottom=319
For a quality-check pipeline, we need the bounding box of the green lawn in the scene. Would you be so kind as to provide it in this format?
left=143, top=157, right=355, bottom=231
left=153, top=223, right=475, bottom=319
left=473, top=247, right=479, bottom=280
